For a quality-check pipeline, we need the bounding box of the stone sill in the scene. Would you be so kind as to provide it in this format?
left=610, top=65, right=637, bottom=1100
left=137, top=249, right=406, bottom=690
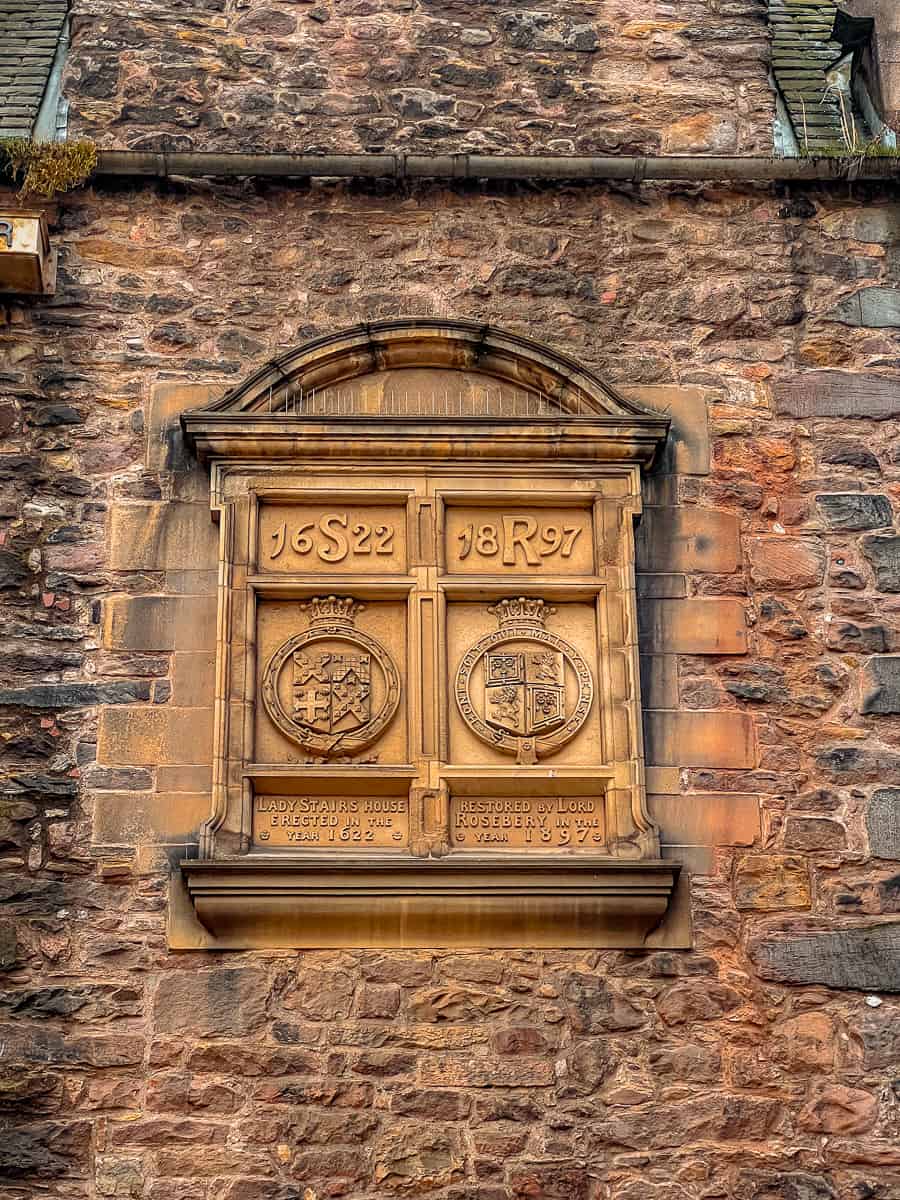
left=176, top=854, right=679, bottom=949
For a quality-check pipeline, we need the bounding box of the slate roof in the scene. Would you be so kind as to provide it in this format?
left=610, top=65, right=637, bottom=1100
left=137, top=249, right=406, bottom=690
left=0, top=0, right=68, bottom=138
left=771, top=0, right=886, bottom=154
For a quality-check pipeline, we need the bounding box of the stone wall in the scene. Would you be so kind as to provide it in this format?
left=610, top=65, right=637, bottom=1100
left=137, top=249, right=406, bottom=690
left=2, top=176, right=900, bottom=1197
left=63, top=0, right=773, bottom=155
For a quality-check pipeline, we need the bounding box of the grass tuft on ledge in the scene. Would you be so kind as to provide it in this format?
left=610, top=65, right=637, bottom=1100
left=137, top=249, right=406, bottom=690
left=1, top=138, right=98, bottom=200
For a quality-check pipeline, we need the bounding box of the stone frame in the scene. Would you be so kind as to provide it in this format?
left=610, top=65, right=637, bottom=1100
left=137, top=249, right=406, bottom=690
left=172, top=319, right=684, bottom=949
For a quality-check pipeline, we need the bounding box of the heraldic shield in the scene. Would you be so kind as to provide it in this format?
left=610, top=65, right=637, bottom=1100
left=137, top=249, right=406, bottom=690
left=292, top=650, right=371, bottom=735
left=485, top=648, right=566, bottom=737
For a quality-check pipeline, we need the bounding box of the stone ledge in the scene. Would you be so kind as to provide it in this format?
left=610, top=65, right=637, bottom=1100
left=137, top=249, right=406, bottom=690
left=175, top=855, right=680, bottom=949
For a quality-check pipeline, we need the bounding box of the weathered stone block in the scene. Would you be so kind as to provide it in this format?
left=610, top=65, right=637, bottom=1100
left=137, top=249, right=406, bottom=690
left=828, top=286, right=900, bottom=328
left=153, top=969, right=267, bottom=1037
left=171, top=652, right=216, bottom=708
left=798, top=1084, right=878, bottom=1135
left=645, top=711, right=756, bottom=769
left=784, top=817, right=847, bottom=851
left=109, top=504, right=218, bottom=572
left=771, top=1011, right=837, bottom=1070
left=356, top=984, right=401, bottom=1018
left=821, top=207, right=900, bottom=243
left=156, top=765, right=212, bottom=794
left=867, top=788, right=900, bottom=859
left=816, top=493, right=893, bottom=531
left=662, top=844, right=716, bottom=876
left=103, top=596, right=217, bottom=652
left=639, top=598, right=748, bottom=655
left=645, top=766, right=680, bottom=794
left=775, top=372, right=900, bottom=420
left=147, top=382, right=220, bottom=474
left=752, top=923, right=900, bottom=991
left=636, top=573, right=688, bottom=599
left=636, top=507, right=741, bottom=574
left=852, top=1007, right=900, bottom=1068
left=593, top=1094, right=778, bottom=1151
left=649, top=793, right=760, bottom=847
left=734, top=855, right=811, bottom=910
left=97, top=707, right=213, bottom=766
left=417, top=1055, right=555, bottom=1088
left=92, top=793, right=211, bottom=844
left=861, top=656, right=900, bottom=714
left=656, top=981, right=741, bottom=1030
left=817, top=744, right=900, bottom=783
left=620, top=384, right=711, bottom=475
left=862, top=534, right=900, bottom=591
left=0, top=681, right=151, bottom=708
left=820, top=439, right=881, bottom=471
left=748, top=537, right=826, bottom=590
left=640, top=654, right=678, bottom=709
left=373, top=1128, right=464, bottom=1193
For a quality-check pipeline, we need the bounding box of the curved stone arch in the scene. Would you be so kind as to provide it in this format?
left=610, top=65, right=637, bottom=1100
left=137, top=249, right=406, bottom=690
left=184, top=318, right=669, bottom=471
left=197, top=317, right=657, bottom=421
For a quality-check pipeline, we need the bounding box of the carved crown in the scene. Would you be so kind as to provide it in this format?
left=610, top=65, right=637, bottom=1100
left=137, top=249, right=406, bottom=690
left=488, top=597, right=556, bottom=630
left=301, top=596, right=363, bottom=628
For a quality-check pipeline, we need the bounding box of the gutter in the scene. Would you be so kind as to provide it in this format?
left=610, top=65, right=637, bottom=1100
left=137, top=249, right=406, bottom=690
left=93, top=151, right=900, bottom=184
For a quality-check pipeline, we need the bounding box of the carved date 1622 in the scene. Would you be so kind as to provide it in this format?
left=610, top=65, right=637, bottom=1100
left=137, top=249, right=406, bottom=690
left=456, top=515, right=581, bottom=566
left=269, top=513, right=395, bottom=563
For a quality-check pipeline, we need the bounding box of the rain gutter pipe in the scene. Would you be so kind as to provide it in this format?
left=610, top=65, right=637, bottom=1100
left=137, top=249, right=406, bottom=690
left=93, top=151, right=900, bottom=184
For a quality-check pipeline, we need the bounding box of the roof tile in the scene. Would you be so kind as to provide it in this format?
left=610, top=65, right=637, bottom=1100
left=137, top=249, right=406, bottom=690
left=0, top=0, right=67, bottom=137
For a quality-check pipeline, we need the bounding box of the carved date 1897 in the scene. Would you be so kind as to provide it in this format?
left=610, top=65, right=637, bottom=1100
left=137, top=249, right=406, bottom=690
left=269, top=513, right=395, bottom=563
left=456, top=515, right=581, bottom=566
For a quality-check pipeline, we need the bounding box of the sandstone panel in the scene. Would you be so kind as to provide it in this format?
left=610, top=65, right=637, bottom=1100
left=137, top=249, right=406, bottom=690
left=636, top=507, right=741, bottom=574
left=97, top=707, right=214, bottom=767
left=620, top=385, right=712, bottom=475
left=639, top=599, right=749, bottom=655
left=649, top=793, right=760, bottom=847
left=748, top=537, right=826, bottom=589
left=102, top=596, right=217, bottom=652
left=644, top=711, right=756, bottom=768
left=109, top=503, right=219, bottom=572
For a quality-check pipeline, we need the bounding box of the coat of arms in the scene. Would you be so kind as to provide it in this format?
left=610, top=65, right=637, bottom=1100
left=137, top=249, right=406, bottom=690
left=455, top=598, right=593, bottom=764
left=292, top=650, right=371, bottom=735
left=262, top=596, right=400, bottom=757
left=485, top=649, right=565, bottom=737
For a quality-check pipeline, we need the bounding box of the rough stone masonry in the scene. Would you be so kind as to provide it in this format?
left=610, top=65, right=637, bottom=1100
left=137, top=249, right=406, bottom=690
left=1, top=1, right=900, bottom=1198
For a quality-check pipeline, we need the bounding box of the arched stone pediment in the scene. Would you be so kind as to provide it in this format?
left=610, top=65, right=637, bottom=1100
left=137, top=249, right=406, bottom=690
left=183, top=318, right=669, bottom=468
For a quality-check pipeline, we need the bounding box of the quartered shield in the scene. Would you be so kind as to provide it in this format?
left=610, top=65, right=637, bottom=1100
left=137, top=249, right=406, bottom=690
left=484, top=648, right=565, bottom=737
left=292, top=650, right=371, bottom=734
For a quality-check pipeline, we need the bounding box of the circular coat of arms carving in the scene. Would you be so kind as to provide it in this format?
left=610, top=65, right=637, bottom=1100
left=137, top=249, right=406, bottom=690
left=455, top=598, right=594, bottom=765
left=262, top=596, right=400, bottom=757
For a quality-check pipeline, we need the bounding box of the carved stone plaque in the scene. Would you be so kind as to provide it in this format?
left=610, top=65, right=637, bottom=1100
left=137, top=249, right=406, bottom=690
left=450, top=795, right=606, bottom=850
left=177, top=318, right=680, bottom=950
left=258, top=503, right=407, bottom=573
left=261, top=597, right=401, bottom=758
left=454, top=599, right=594, bottom=765
left=445, top=506, right=594, bottom=574
left=253, top=794, right=409, bottom=848
left=253, top=596, right=407, bottom=766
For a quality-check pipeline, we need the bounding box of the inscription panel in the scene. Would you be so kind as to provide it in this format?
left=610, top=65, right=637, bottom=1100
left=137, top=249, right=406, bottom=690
left=253, top=794, right=409, bottom=847
left=259, top=503, right=408, bottom=573
left=444, top=506, right=594, bottom=574
left=451, top=796, right=606, bottom=849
